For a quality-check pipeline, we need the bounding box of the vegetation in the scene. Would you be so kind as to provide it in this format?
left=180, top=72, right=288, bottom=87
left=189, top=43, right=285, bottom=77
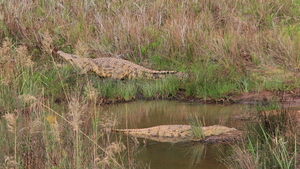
left=1, top=0, right=300, bottom=102
left=0, top=0, right=300, bottom=168
left=189, top=115, right=204, bottom=140
left=222, top=108, right=299, bottom=169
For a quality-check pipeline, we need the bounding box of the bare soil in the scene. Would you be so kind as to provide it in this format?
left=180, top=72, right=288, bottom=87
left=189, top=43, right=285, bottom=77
left=52, top=88, right=300, bottom=106
left=182, top=89, right=300, bottom=107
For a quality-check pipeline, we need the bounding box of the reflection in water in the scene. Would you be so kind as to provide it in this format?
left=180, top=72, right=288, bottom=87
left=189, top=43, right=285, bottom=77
left=103, top=100, right=252, bottom=128
left=103, top=100, right=253, bottom=169
left=187, top=143, right=206, bottom=167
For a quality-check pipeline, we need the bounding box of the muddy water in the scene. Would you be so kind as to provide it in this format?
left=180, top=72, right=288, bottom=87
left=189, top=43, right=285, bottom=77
left=103, top=100, right=254, bottom=169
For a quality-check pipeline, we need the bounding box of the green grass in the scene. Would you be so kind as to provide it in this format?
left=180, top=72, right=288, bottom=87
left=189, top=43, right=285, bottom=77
left=189, top=115, right=204, bottom=140
left=1, top=0, right=300, bottom=101
left=1, top=0, right=300, bottom=168
left=184, top=62, right=243, bottom=99
left=222, top=108, right=299, bottom=169
left=140, top=76, right=181, bottom=99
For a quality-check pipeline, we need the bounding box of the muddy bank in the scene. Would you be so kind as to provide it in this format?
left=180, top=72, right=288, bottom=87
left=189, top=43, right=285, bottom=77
left=181, top=89, right=300, bottom=106
left=80, top=88, right=300, bottom=106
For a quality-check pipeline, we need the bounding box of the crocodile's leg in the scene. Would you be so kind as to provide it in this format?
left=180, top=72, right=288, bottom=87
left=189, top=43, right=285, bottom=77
left=111, top=68, right=129, bottom=80
left=79, top=63, right=93, bottom=75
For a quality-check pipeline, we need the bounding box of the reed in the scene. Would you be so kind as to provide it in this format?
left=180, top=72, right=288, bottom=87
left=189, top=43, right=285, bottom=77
left=222, top=108, right=299, bottom=168
left=0, top=0, right=299, bottom=101
left=1, top=0, right=300, bottom=168
left=0, top=38, right=141, bottom=168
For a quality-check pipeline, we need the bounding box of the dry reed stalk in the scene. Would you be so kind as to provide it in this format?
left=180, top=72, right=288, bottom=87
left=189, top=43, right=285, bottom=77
left=3, top=112, right=18, bottom=165
left=0, top=38, right=15, bottom=85
left=0, top=37, right=13, bottom=57
left=74, top=40, right=89, bottom=57
left=15, top=45, right=34, bottom=67
left=68, top=97, right=87, bottom=168
left=17, top=94, right=44, bottom=114
left=97, top=142, right=126, bottom=168
left=99, top=113, right=118, bottom=129
left=68, top=97, right=86, bottom=132
left=41, top=30, right=53, bottom=55
left=3, top=156, right=18, bottom=169
left=84, top=82, right=99, bottom=103
left=225, top=145, right=258, bottom=169
left=40, top=100, right=124, bottom=168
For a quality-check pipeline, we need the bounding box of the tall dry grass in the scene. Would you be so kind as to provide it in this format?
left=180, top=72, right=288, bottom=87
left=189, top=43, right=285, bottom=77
left=1, top=93, right=130, bottom=168
left=0, top=37, right=135, bottom=168
left=1, top=0, right=299, bottom=69
left=1, top=0, right=299, bottom=99
left=0, top=0, right=300, bottom=167
left=222, top=108, right=299, bottom=169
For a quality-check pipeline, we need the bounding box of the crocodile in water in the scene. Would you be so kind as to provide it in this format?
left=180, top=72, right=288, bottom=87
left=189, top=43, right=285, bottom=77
left=110, top=125, right=239, bottom=143
left=57, top=51, right=186, bottom=79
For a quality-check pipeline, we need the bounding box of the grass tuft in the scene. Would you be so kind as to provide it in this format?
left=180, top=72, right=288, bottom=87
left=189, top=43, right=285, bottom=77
left=222, top=108, right=299, bottom=168
left=189, top=115, right=204, bottom=139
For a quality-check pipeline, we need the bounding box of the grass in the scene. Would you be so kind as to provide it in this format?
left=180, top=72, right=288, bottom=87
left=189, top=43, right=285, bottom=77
left=189, top=115, right=204, bottom=140
left=1, top=93, right=140, bottom=168
left=0, top=39, right=141, bottom=168
left=0, top=0, right=300, bottom=168
left=140, top=76, right=181, bottom=99
left=1, top=0, right=299, bottom=102
left=222, top=108, right=299, bottom=169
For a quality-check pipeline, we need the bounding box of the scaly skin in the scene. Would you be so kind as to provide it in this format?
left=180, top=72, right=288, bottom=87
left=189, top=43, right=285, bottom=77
left=57, top=51, right=186, bottom=79
left=111, top=125, right=237, bottom=143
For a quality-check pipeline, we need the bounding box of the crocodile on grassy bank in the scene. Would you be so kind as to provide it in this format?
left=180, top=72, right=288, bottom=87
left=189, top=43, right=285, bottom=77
left=57, top=51, right=187, bottom=80
left=109, top=125, right=242, bottom=143
left=57, top=51, right=300, bottom=105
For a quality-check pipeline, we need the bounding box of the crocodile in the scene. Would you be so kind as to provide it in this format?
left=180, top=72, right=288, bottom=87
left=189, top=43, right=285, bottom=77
left=110, top=125, right=240, bottom=143
left=57, top=51, right=186, bottom=80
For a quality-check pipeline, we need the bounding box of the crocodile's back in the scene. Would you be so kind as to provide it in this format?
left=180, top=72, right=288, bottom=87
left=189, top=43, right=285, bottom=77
left=113, top=125, right=193, bottom=138
left=111, top=125, right=237, bottom=143
left=91, top=57, right=182, bottom=79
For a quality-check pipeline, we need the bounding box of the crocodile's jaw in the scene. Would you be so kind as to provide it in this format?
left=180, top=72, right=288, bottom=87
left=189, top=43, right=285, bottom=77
left=58, top=51, right=92, bottom=72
